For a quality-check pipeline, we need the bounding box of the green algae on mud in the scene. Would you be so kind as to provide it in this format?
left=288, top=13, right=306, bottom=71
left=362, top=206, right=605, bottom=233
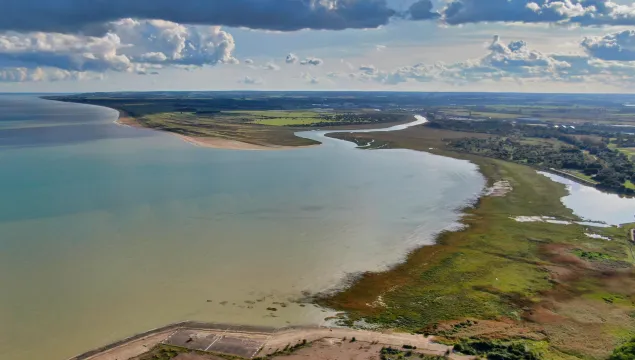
left=322, top=128, right=635, bottom=359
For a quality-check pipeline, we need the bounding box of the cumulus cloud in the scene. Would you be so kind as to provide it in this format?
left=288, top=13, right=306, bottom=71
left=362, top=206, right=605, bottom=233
left=111, top=19, right=237, bottom=66
left=285, top=53, right=299, bottom=64
left=0, top=67, right=102, bottom=82
left=300, top=57, right=324, bottom=66
left=456, top=36, right=574, bottom=82
left=244, top=59, right=254, bottom=65
left=286, top=54, right=324, bottom=66
left=0, top=31, right=131, bottom=72
left=352, top=34, right=635, bottom=86
left=240, top=76, right=263, bottom=85
left=0, top=19, right=237, bottom=81
left=263, top=62, right=280, bottom=70
left=359, top=64, right=378, bottom=74
left=136, top=70, right=160, bottom=75
left=582, top=30, right=635, bottom=61
left=474, top=35, right=570, bottom=77
left=441, top=0, right=635, bottom=27
left=301, top=72, right=320, bottom=84
left=1, top=0, right=397, bottom=34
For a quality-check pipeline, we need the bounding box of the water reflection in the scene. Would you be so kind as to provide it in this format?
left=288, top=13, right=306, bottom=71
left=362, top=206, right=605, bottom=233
left=539, top=171, right=635, bottom=225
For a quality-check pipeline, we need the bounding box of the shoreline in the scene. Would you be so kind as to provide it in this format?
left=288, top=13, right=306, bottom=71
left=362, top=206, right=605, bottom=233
left=67, top=321, right=454, bottom=360
left=112, top=110, right=318, bottom=151
left=46, top=97, right=420, bottom=151
left=318, top=127, right=635, bottom=358
left=32, top=96, right=635, bottom=358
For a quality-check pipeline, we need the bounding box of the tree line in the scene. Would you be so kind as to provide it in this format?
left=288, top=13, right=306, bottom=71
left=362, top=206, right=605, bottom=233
left=428, top=118, right=635, bottom=195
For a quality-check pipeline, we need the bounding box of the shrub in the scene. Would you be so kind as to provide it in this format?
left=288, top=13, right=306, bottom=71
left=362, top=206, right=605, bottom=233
left=609, top=337, right=635, bottom=360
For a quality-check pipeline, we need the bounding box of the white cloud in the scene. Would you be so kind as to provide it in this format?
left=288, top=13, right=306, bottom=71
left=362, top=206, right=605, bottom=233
left=582, top=30, right=635, bottom=61
left=285, top=54, right=323, bottom=66
left=300, top=72, right=320, bottom=84
left=240, top=75, right=263, bottom=85
left=285, top=53, right=299, bottom=64
left=300, top=57, right=324, bottom=66
left=0, top=31, right=131, bottom=72
left=441, top=0, right=635, bottom=27
left=110, top=19, right=237, bottom=66
left=359, top=64, right=378, bottom=75
left=263, top=62, right=280, bottom=70
left=0, top=19, right=237, bottom=82
left=0, top=66, right=102, bottom=82
left=349, top=34, right=635, bottom=88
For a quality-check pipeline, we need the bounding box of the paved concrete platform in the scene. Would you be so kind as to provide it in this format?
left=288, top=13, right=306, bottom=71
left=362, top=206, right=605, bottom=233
left=69, top=321, right=453, bottom=360
left=163, top=329, right=269, bottom=359
left=206, top=335, right=264, bottom=358
left=164, top=330, right=219, bottom=352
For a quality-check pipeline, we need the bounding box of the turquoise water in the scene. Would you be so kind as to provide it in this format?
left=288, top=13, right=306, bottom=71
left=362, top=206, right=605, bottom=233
left=0, top=96, right=485, bottom=360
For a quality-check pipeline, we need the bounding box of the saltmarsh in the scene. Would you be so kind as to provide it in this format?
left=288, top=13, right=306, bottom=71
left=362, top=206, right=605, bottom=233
left=324, top=127, right=635, bottom=359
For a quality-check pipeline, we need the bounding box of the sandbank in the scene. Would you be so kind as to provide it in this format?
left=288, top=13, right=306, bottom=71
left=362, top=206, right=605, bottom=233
left=113, top=111, right=317, bottom=151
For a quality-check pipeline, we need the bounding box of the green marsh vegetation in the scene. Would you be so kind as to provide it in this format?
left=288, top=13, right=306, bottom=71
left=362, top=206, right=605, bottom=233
left=379, top=346, right=446, bottom=360
left=325, top=126, right=635, bottom=359
left=45, top=91, right=635, bottom=358
left=608, top=336, right=635, bottom=360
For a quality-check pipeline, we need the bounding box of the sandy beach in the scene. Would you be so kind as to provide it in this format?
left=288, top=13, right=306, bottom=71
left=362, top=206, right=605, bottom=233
left=113, top=111, right=145, bottom=128
left=173, top=133, right=317, bottom=151
left=113, top=111, right=318, bottom=151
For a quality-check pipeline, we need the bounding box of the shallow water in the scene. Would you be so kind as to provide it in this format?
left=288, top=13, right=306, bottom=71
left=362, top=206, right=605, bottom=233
left=0, top=96, right=485, bottom=360
left=539, top=172, right=635, bottom=225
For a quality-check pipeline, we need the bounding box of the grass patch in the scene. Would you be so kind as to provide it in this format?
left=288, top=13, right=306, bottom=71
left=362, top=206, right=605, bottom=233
left=322, top=126, right=635, bottom=359
left=137, top=112, right=319, bottom=147
left=558, top=169, right=599, bottom=184
left=224, top=110, right=329, bottom=126
left=616, top=147, right=635, bottom=160
left=379, top=346, right=446, bottom=360
left=432, top=104, right=635, bottom=124
left=133, top=345, right=188, bottom=360
left=572, top=249, right=615, bottom=261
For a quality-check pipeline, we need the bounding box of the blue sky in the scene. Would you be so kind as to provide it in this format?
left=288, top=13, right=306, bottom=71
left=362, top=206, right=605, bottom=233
left=3, top=0, right=635, bottom=92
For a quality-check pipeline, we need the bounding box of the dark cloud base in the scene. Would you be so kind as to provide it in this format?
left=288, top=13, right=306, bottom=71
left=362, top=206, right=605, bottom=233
left=3, top=0, right=396, bottom=33
left=3, top=0, right=633, bottom=36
